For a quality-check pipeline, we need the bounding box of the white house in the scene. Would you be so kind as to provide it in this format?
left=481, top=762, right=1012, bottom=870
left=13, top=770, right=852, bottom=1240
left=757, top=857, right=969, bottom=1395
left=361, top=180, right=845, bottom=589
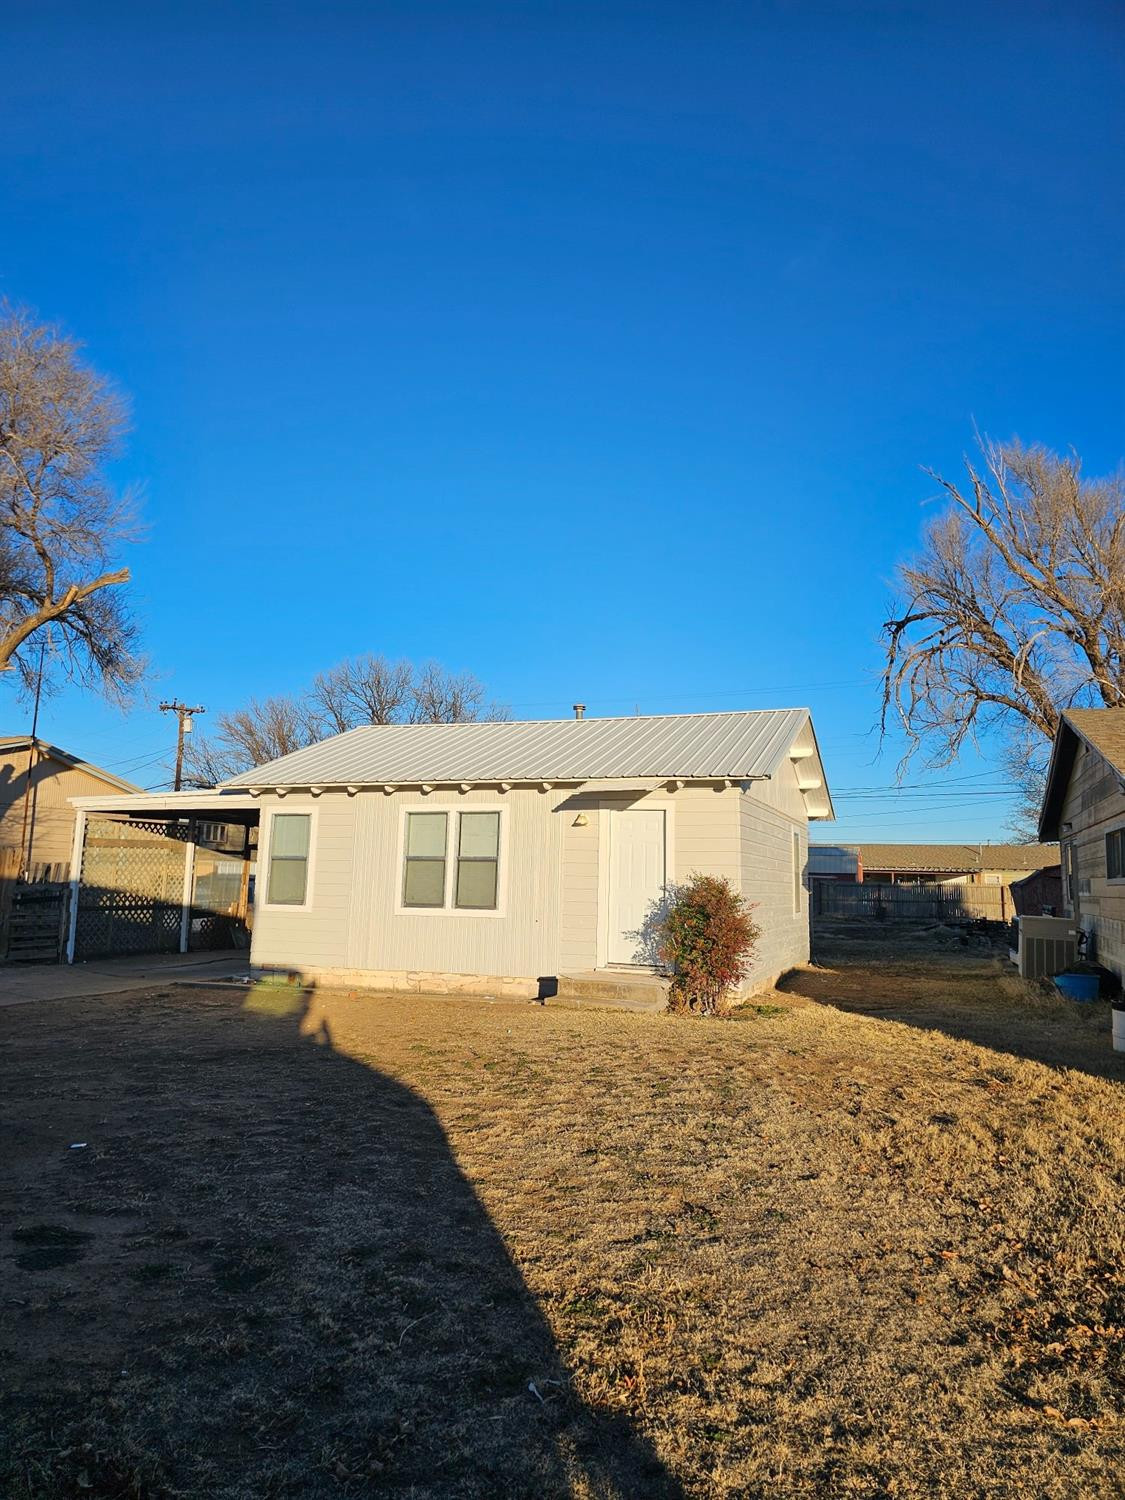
left=67, top=708, right=834, bottom=1001
left=223, top=707, right=833, bottom=999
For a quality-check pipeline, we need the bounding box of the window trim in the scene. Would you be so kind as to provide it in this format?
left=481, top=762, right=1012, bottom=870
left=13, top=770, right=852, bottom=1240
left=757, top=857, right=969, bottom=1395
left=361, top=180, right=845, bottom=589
left=260, top=806, right=317, bottom=913
left=1107, top=824, right=1125, bottom=884
left=1061, top=837, right=1075, bottom=910
left=394, top=803, right=509, bottom=918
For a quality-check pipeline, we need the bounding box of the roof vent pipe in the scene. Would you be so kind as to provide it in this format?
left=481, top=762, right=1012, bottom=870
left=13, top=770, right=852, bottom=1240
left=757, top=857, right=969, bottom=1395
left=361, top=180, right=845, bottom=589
left=573, top=703, right=586, bottom=720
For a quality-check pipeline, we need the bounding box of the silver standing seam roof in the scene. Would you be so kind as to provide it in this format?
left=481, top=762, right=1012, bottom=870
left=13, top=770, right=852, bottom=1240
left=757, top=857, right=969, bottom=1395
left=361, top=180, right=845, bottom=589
left=222, top=708, right=833, bottom=812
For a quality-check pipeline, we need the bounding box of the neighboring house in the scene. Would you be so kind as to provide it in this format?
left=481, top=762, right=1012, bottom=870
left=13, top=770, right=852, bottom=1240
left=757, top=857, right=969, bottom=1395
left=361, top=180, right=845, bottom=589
left=1039, top=707, right=1125, bottom=981
left=853, top=843, right=1057, bottom=893
left=0, top=737, right=138, bottom=883
left=68, top=708, right=832, bottom=994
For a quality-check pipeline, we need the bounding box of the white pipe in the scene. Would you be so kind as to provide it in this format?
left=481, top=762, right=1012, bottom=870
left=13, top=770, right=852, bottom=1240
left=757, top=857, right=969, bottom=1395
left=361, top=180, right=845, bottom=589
left=65, top=809, right=86, bottom=964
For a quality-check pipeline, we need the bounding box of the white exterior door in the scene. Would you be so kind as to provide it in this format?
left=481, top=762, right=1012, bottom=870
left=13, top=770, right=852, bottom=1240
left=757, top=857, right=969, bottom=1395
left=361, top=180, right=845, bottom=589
left=606, top=809, right=667, bottom=965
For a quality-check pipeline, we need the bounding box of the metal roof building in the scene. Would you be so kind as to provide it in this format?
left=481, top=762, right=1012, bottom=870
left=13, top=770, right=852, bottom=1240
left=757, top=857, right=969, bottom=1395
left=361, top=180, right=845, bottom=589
left=222, top=708, right=834, bottom=817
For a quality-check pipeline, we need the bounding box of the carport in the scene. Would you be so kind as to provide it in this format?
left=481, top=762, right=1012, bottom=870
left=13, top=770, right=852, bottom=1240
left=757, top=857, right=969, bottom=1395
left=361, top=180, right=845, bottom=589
left=66, top=792, right=261, bottom=963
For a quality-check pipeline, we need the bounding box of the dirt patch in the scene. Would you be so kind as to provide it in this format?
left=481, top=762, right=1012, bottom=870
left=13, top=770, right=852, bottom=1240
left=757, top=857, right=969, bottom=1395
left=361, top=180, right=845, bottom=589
left=1, top=959, right=1122, bottom=1498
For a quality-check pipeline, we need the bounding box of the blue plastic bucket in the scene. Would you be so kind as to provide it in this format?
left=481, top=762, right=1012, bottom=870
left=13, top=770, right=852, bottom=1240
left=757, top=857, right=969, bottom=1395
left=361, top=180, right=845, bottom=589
left=1055, top=972, right=1099, bottom=1002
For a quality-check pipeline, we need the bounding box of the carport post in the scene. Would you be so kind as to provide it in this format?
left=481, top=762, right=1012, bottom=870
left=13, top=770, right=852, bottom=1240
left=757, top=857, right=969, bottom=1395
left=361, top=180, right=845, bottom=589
left=65, top=809, right=86, bottom=964
left=179, top=834, right=196, bottom=954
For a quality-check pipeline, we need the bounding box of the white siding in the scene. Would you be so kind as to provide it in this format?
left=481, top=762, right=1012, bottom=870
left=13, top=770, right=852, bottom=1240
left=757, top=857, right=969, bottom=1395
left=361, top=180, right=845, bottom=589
left=251, top=787, right=561, bottom=982
left=251, top=794, right=357, bottom=970
left=673, top=784, right=742, bottom=883
left=559, top=790, right=601, bottom=973
left=251, top=771, right=816, bottom=993
left=739, top=777, right=810, bottom=989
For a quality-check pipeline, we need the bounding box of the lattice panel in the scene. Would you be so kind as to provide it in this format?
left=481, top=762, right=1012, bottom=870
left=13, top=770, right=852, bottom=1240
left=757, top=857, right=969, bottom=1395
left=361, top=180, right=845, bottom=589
left=74, top=818, right=190, bottom=959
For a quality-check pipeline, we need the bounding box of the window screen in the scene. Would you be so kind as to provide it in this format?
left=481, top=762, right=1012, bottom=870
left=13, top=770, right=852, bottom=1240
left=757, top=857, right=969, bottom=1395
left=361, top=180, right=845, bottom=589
left=455, top=811, right=500, bottom=909
left=267, top=814, right=310, bottom=905
left=1108, top=829, right=1125, bottom=881
left=403, top=812, right=448, bottom=907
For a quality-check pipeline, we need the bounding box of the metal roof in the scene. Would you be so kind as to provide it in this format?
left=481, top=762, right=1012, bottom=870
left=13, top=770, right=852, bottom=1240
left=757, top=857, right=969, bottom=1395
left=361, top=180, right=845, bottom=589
left=222, top=708, right=832, bottom=807
left=808, top=844, right=860, bottom=875
left=70, top=790, right=262, bottom=815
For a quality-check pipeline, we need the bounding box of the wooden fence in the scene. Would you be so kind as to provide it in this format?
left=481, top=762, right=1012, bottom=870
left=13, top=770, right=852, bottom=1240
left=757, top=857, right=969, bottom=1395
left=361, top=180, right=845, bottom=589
left=812, top=879, right=1011, bottom=923
left=5, top=882, right=70, bottom=962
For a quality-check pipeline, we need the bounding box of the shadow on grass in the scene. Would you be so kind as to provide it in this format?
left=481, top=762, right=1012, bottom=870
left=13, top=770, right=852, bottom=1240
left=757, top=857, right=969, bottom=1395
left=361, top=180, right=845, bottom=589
left=780, top=959, right=1125, bottom=1085
left=1, top=976, right=683, bottom=1498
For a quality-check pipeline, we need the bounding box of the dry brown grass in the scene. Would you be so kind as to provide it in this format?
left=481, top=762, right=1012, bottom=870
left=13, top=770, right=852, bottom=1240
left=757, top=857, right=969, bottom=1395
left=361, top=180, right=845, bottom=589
left=1, top=936, right=1123, bottom=1497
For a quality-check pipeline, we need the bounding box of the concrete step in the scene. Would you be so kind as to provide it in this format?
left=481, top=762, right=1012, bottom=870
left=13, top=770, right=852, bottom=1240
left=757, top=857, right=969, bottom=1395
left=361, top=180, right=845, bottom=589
left=554, top=971, right=669, bottom=1012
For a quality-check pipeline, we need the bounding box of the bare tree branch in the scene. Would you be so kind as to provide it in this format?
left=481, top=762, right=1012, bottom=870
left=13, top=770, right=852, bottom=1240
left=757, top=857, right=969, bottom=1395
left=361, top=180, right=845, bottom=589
left=184, top=657, right=508, bottom=785
left=880, top=438, right=1125, bottom=781
left=0, top=303, right=144, bottom=700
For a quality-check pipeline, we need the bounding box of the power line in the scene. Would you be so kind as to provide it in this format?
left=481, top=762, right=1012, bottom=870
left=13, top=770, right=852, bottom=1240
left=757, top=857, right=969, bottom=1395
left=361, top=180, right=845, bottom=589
left=502, top=681, right=872, bottom=709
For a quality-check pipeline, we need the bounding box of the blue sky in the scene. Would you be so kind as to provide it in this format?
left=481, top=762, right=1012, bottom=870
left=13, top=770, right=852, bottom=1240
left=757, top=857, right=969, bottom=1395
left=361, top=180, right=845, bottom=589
left=3, top=1, right=1123, bottom=841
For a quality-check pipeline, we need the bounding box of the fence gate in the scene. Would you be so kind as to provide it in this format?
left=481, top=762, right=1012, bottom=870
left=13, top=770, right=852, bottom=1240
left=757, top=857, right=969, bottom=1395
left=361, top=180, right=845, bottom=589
left=74, top=818, right=190, bottom=960
left=7, top=883, right=70, bottom=963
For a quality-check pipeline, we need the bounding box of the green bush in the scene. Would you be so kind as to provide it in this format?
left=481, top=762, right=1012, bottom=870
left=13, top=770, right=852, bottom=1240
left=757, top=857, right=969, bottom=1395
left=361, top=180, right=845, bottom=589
left=654, top=874, right=760, bottom=1016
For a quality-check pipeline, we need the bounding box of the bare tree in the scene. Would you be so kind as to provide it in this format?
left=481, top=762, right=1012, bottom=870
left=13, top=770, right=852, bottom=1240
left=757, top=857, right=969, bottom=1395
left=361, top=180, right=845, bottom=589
left=880, top=439, right=1125, bottom=801
left=409, top=661, right=504, bottom=723
left=307, top=654, right=415, bottom=734
left=181, top=694, right=315, bottom=788
left=183, top=657, right=507, bottom=785
left=0, top=305, right=143, bottom=698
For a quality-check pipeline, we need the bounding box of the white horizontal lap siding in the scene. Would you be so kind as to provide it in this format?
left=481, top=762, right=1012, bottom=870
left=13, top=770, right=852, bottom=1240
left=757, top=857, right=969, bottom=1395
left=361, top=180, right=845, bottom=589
left=558, top=787, right=744, bottom=974
left=251, top=795, right=358, bottom=970
left=348, top=787, right=562, bottom=979
left=740, top=785, right=809, bottom=989
left=668, top=785, right=742, bottom=884
left=559, top=791, right=601, bottom=974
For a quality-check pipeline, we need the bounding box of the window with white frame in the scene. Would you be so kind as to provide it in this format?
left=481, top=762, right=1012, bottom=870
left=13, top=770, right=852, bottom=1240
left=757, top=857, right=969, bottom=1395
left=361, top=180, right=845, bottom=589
left=1107, top=827, right=1125, bottom=881
left=401, top=809, right=501, bottom=911
left=266, top=813, right=311, bottom=905
left=402, top=812, right=449, bottom=907
left=792, top=828, right=803, bottom=914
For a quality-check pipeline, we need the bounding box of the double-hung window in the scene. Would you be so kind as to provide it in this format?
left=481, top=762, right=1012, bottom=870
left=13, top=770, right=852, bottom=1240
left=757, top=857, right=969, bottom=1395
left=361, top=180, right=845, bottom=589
left=402, top=812, right=449, bottom=907
left=455, top=812, right=501, bottom=908
left=267, top=813, right=311, bottom=905
left=401, top=809, right=502, bottom=911
left=1107, top=828, right=1125, bottom=882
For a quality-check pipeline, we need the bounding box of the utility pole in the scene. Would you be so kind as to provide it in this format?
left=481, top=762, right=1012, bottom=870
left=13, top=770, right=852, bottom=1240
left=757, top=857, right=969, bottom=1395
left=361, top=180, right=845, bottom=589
left=159, top=701, right=206, bottom=791
left=17, top=639, right=48, bottom=881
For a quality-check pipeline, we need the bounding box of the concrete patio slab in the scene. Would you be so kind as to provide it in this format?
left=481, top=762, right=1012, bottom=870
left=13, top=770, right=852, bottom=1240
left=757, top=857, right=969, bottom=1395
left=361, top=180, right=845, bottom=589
left=0, top=952, right=251, bottom=1008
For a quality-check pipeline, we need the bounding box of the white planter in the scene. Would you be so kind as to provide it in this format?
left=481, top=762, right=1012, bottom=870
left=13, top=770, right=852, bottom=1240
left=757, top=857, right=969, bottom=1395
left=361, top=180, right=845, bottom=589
left=1113, top=1006, right=1125, bottom=1054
